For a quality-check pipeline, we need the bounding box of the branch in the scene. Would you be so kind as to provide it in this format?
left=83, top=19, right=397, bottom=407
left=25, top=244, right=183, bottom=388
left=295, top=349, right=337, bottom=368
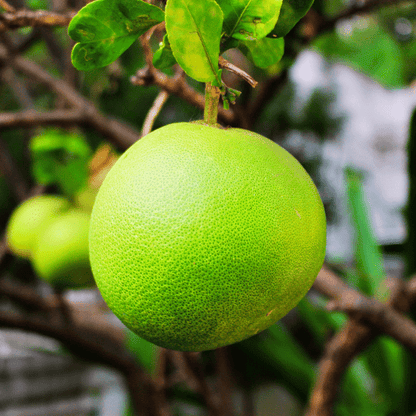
left=142, top=89, right=170, bottom=137
left=0, top=10, right=75, bottom=32
left=307, top=266, right=416, bottom=416
left=131, top=68, right=236, bottom=126
left=0, top=44, right=141, bottom=149
left=0, top=278, right=165, bottom=416
left=218, top=56, right=258, bottom=88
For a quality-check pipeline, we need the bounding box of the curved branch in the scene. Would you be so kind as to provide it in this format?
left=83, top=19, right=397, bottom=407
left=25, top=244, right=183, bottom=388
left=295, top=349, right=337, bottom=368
left=0, top=10, right=75, bottom=32
left=308, top=266, right=416, bottom=415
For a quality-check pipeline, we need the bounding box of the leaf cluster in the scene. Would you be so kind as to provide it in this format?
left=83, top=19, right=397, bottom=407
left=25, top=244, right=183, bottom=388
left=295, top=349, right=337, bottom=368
left=68, top=0, right=315, bottom=88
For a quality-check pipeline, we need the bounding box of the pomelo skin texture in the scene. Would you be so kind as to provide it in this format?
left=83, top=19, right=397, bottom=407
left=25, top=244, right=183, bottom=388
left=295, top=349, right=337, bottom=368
left=33, top=209, right=94, bottom=289
left=89, top=122, right=326, bottom=351
left=6, top=195, right=70, bottom=258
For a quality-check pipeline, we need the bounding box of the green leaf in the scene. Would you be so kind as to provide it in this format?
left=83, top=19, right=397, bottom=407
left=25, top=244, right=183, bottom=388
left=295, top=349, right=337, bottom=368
left=68, top=0, right=164, bottom=70
left=125, top=328, right=158, bottom=374
left=314, top=22, right=405, bottom=89
left=238, top=36, right=284, bottom=68
left=29, top=129, right=91, bottom=198
left=153, top=33, right=177, bottom=70
left=216, top=0, right=282, bottom=42
left=165, top=0, right=223, bottom=84
left=268, top=0, right=314, bottom=38
left=345, top=167, right=385, bottom=296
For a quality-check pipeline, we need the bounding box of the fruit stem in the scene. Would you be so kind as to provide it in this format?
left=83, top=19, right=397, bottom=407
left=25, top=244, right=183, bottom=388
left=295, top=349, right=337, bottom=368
left=204, top=83, right=221, bottom=126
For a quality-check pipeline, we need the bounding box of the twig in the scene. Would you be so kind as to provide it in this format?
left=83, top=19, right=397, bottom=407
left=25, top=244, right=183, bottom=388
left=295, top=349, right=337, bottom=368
left=0, top=43, right=141, bottom=148
left=131, top=68, right=236, bottom=126
left=182, top=352, right=220, bottom=416
left=153, top=348, right=172, bottom=416
left=142, top=89, right=169, bottom=136
left=219, top=56, right=257, bottom=88
left=0, top=10, right=75, bottom=32
left=1, top=66, right=34, bottom=109
left=0, top=279, right=59, bottom=310
left=0, top=0, right=15, bottom=13
left=215, top=347, right=234, bottom=416
left=170, top=351, right=219, bottom=415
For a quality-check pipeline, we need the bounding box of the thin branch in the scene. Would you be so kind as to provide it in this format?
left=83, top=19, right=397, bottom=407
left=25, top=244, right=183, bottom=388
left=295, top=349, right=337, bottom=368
left=215, top=347, right=234, bottom=416
left=182, top=352, right=220, bottom=416
left=131, top=68, right=236, bottom=126
left=0, top=9, right=75, bottom=32
left=1, top=65, right=34, bottom=108
left=0, top=0, right=15, bottom=13
left=142, top=89, right=169, bottom=137
left=219, top=56, right=257, bottom=88
left=0, top=42, right=141, bottom=148
left=0, top=279, right=59, bottom=310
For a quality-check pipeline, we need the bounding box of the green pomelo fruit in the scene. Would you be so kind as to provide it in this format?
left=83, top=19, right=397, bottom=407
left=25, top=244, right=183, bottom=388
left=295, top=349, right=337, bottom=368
left=6, top=195, right=70, bottom=258
left=33, top=209, right=94, bottom=289
left=89, top=122, right=326, bottom=351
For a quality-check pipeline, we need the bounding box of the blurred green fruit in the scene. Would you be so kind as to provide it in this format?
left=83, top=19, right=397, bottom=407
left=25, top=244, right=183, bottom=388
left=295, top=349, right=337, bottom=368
left=6, top=195, right=70, bottom=258
left=32, top=209, right=94, bottom=289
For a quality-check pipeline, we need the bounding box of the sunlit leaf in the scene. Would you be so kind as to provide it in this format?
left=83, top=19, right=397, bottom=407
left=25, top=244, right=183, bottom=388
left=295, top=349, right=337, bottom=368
left=239, top=36, right=284, bottom=68
left=268, top=0, right=314, bottom=38
left=216, top=0, right=282, bottom=42
left=68, top=0, right=164, bottom=70
left=165, top=0, right=223, bottom=84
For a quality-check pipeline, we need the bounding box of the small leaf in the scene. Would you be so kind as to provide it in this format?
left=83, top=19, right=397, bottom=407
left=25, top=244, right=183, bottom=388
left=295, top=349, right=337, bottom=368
left=239, top=36, right=284, bottom=68
left=30, top=129, right=91, bottom=198
left=68, top=0, right=164, bottom=70
left=165, top=0, right=223, bottom=84
left=153, top=34, right=177, bottom=70
left=216, top=0, right=282, bottom=42
left=268, top=0, right=314, bottom=38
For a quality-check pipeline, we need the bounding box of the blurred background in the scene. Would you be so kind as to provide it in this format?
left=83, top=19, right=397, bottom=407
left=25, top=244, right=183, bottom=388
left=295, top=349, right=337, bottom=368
left=1, top=0, right=416, bottom=415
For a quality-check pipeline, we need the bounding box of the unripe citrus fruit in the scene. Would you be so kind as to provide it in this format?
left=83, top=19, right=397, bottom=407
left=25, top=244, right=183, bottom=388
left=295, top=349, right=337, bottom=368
left=6, top=195, right=70, bottom=258
left=33, top=209, right=94, bottom=289
left=89, top=122, right=326, bottom=351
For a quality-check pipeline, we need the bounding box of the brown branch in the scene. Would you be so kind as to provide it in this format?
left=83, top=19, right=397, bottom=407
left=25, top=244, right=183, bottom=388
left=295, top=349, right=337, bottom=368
left=153, top=348, right=172, bottom=416
left=0, top=0, right=15, bottom=13
left=307, top=266, right=416, bottom=416
left=0, top=108, right=86, bottom=127
left=1, top=66, right=34, bottom=108
left=219, top=56, right=258, bottom=88
left=0, top=9, right=75, bottom=32
left=0, top=278, right=166, bottom=416
left=131, top=68, right=236, bottom=126
left=170, top=351, right=219, bottom=415
left=215, top=347, right=234, bottom=416
left=142, top=89, right=170, bottom=137
left=0, top=44, right=141, bottom=149
left=0, top=278, right=59, bottom=310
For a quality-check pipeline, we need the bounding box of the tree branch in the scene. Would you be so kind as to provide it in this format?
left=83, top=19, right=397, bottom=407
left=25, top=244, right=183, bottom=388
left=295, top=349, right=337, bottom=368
left=0, top=9, right=74, bottom=32
left=307, top=266, right=416, bottom=416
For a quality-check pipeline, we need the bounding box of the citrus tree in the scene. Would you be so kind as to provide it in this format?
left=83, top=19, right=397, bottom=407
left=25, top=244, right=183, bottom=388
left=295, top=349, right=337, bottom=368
left=1, top=0, right=416, bottom=415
